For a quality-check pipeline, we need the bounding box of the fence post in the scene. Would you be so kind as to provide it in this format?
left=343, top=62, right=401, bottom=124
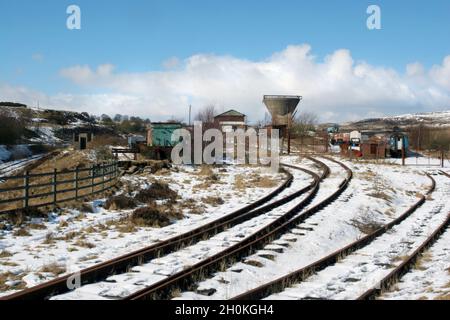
left=52, top=168, right=57, bottom=206
left=102, top=163, right=105, bottom=191
left=75, top=166, right=79, bottom=200
left=23, top=171, right=30, bottom=209
left=91, top=164, right=95, bottom=194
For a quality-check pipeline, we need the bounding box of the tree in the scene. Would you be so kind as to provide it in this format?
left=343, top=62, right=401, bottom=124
left=0, top=111, right=25, bottom=145
left=194, top=105, right=216, bottom=123
left=291, top=112, right=318, bottom=137
left=113, top=114, right=122, bottom=122
left=101, top=114, right=113, bottom=124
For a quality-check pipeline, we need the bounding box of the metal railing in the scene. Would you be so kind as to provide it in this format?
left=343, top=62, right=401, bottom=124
left=0, top=161, right=119, bottom=214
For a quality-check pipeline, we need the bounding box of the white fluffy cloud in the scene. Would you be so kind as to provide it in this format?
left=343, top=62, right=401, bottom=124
left=2, top=44, right=450, bottom=122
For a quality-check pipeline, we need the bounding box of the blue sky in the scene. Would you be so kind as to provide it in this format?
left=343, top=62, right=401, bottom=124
left=0, top=0, right=449, bottom=122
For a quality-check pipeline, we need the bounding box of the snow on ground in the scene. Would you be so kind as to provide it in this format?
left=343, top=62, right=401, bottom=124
left=381, top=177, right=450, bottom=301
left=0, top=146, right=12, bottom=163
left=175, top=156, right=433, bottom=300
left=28, top=126, right=62, bottom=145
left=0, top=155, right=44, bottom=180
left=386, top=155, right=450, bottom=167
left=49, top=159, right=316, bottom=299
left=381, top=225, right=450, bottom=300
left=0, top=164, right=284, bottom=297
left=266, top=172, right=449, bottom=300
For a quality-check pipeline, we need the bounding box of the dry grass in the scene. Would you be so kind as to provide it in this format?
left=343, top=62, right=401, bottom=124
left=435, top=292, right=450, bottom=300
left=0, top=261, right=19, bottom=267
left=201, top=196, right=225, bottom=207
left=179, top=198, right=205, bottom=215
left=0, top=250, right=13, bottom=258
left=348, top=217, right=384, bottom=235
left=40, top=263, right=66, bottom=275
left=115, top=222, right=138, bottom=233
left=413, top=252, right=433, bottom=271
left=42, top=232, right=55, bottom=245
left=74, top=240, right=96, bottom=249
left=0, top=272, right=26, bottom=291
left=131, top=203, right=183, bottom=228
left=368, top=191, right=393, bottom=202
left=104, top=195, right=137, bottom=210
left=234, top=173, right=277, bottom=191
left=28, top=223, right=47, bottom=230
left=192, top=166, right=221, bottom=190
left=135, top=182, right=178, bottom=203
left=79, top=254, right=99, bottom=262
left=13, top=228, right=31, bottom=237
left=244, top=260, right=264, bottom=268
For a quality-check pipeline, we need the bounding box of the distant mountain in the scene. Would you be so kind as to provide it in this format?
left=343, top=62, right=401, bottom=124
left=337, top=111, right=450, bottom=131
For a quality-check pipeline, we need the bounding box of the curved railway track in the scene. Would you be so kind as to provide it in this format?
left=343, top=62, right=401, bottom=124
left=2, top=157, right=325, bottom=300
left=124, top=157, right=351, bottom=300
left=232, top=169, right=437, bottom=300
left=0, top=155, right=42, bottom=176
left=358, top=170, right=450, bottom=300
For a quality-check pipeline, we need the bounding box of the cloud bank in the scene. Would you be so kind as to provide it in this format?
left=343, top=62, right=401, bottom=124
left=2, top=44, right=450, bottom=123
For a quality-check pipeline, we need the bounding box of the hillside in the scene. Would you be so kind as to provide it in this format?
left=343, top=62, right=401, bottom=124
left=336, top=111, right=450, bottom=131
left=0, top=105, right=143, bottom=146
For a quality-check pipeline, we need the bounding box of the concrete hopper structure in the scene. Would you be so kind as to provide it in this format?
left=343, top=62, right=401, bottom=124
left=263, top=95, right=302, bottom=126
left=263, top=95, right=302, bottom=154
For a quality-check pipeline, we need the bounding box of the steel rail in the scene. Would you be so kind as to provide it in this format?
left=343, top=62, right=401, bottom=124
left=2, top=161, right=316, bottom=300
left=358, top=171, right=450, bottom=300
left=232, top=170, right=436, bottom=300
left=126, top=158, right=348, bottom=300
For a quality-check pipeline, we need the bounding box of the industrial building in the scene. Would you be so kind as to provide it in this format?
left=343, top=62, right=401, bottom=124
left=213, top=110, right=246, bottom=132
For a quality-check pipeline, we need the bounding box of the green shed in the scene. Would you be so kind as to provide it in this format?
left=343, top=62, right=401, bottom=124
left=147, top=122, right=183, bottom=147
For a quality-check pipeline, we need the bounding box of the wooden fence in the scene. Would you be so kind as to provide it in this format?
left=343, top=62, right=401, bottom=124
left=0, top=161, right=119, bottom=213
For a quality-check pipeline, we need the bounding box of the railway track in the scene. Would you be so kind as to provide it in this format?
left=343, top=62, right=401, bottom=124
left=358, top=170, right=450, bottom=300
left=2, top=158, right=324, bottom=300
left=232, top=169, right=438, bottom=300
left=0, top=155, right=42, bottom=176
left=121, top=157, right=351, bottom=300
left=0, top=151, right=60, bottom=180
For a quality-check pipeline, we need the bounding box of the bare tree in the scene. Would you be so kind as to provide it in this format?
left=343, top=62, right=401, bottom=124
left=292, top=111, right=318, bottom=137
left=194, top=105, right=216, bottom=123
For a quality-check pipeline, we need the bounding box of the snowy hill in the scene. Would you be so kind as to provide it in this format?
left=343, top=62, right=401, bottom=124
left=339, top=110, right=450, bottom=131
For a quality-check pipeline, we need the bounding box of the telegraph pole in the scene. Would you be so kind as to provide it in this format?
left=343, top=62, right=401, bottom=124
left=189, top=105, right=192, bottom=126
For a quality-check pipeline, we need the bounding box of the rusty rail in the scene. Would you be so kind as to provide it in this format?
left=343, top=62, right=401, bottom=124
left=2, top=160, right=315, bottom=300
left=126, top=157, right=350, bottom=300
left=232, top=171, right=436, bottom=300
left=358, top=171, right=450, bottom=300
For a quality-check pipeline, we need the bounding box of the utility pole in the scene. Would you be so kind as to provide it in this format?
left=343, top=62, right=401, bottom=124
left=189, top=105, right=192, bottom=126
left=401, top=136, right=406, bottom=166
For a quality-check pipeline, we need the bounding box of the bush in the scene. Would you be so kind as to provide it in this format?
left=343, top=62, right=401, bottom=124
left=0, top=113, right=25, bottom=145
left=0, top=102, right=27, bottom=108
left=135, top=182, right=178, bottom=203
left=131, top=203, right=183, bottom=228
left=94, top=146, right=114, bottom=161
left=105, top=195, right=138, bottom=210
